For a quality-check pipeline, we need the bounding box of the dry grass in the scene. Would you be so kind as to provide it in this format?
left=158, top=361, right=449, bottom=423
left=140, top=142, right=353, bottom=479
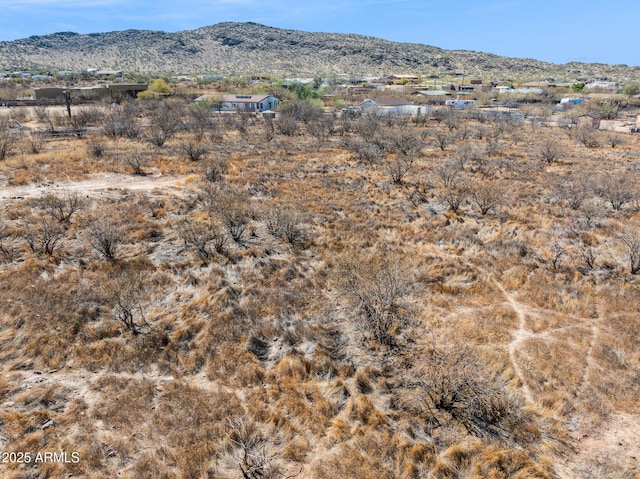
left=1, top=102, right=640, bottom=478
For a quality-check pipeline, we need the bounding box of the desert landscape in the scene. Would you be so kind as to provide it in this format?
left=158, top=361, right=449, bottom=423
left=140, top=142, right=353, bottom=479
left=0, top=69, right=639, bottom=479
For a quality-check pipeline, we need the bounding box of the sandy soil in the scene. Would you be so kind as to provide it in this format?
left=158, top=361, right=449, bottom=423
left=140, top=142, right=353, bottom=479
left=0, top=172, right=189, bottom=202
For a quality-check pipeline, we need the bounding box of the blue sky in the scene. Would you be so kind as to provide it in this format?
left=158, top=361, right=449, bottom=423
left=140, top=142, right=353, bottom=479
left=0, top=0, right=638, bottom=66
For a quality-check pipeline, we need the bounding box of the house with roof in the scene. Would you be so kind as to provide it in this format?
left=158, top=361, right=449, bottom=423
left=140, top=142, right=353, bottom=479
left=221, top=94, right=279, bottom=112
left=194, top=94, right=279, bottom=112
left=360, top=98, right=428, bottom=116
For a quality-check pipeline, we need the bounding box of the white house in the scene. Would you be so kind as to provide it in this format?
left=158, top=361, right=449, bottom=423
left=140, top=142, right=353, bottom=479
left=194, top=94, right=279, bottom=112
left=445, top=98, right=477, bottom=109
left=220, top=95, right=279, bottom=112
left=359, top=98, right=428, bottom=116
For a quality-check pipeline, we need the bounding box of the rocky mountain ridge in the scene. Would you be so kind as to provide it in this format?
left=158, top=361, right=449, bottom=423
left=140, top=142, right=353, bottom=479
left=0, top=22, right=637, bottom=79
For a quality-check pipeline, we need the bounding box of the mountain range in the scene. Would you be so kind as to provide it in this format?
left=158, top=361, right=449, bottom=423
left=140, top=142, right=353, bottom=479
left=0, top=22, right=637, bottom=79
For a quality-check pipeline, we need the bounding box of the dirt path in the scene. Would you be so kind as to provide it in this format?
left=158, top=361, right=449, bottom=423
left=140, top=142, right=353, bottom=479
left=0, top=172, right=190, bottom=202
left=492, top=279, right=535, bottom=404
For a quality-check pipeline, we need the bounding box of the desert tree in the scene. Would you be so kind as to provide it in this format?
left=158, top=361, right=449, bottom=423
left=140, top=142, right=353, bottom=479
left=576, top=241, right=597, bottom=271
left=0, top=215, right=15, bottom=262
left=620, top=229, right=640, bottom=274
left=146, top=102, right=184, bottom=147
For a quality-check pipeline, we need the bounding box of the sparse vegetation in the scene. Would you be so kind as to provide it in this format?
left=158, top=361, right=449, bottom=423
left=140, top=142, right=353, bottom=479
left=1, top=77, right=639, bottom=479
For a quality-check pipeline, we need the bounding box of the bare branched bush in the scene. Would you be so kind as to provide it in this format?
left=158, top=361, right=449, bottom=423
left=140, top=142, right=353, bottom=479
left=224, top=418, right=295, bottom=479
left=415, top=345, right=520, bottom=440
left=41, top=190, right=82, bottom=223
left=0, top=121, right=15, bottom=161
left=102, top=261, right=151, bottom=334
left=146, top=102, right=184, bottom=146
left=86, top=138, right=107, bottom=158
left=22, top=216, right=65, bottom=256
left=539, top=139, right=560, bottom=164
left=101, top=103, right=140, bottom=140
left=433, top=130, right=456, bottom=151
left=547, top=237, right=568, bottom=272
left=264, top=207, right=304, bottom=246
left=620, top=229, right=640, bottom=274
left=383, top=155, right=414, bottom=185
left=180, top=137, right=210, bottom=162
left=597, top=174, right=636, bottom=211
left=177, top=215, right=226, bottom=260
left=201, top=157, right=228, bottom=183
left=556, top=175, right=590, bottom=210
left=88, top=215, right=124, bottom=261
left=605, top=132, right=624, bottom=149
left=469, top=180, right=503, bottom=216
left=337, top=254, right=411, bottom=347
left=26, top=132, right=44, bottom=154
left=210, top=189, right=252, bottom=242
left=122, top=151, right=150, bottom=176
left=574, top=126, right=600, bottom=148
left=276, top=113, right=300, bottom=136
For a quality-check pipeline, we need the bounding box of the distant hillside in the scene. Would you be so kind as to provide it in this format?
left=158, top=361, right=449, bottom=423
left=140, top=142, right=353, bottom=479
left=0, top=22, right=638, bottom=79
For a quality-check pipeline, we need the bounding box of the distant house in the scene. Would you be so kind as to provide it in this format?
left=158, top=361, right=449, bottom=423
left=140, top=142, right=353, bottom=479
left=445, top=98, right=477, bottom=109
left=195, top=94, right=279, bottom=112
left=387, top=75, right=419, bottom=85
left=360, top=98, right=428, bottom=116
left=584, top=81, right=618, bottom=90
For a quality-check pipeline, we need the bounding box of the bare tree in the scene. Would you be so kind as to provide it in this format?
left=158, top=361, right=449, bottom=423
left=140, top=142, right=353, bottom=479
left=41, top=190, right=82, bottom=223
left=469, top=180, right=503, bottom=216
left=598, top=174, right=635, bottom=211
left=103, top=262, right=150, bottom=334
left=201, top=157, right=228, bottom=183
left=0, top=120, right=15, bottom=161
left=177, top=215, right=226, bottom=260
left=621, top=229, right=640, bottom=274
left=337, top=254, right=411, bottom=347
left=547, top=237, right=568, bottom=272
left=88, top=216, right=123, bottom=261
left=23, top=217, right=65, bottom=256
left=540, top=139, right=560, bottom=164
left=146, top=103, right=184, bottom=147
left=384, top=155, right=414, bottom=185
left=180, top=137, right=210, bottom=162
